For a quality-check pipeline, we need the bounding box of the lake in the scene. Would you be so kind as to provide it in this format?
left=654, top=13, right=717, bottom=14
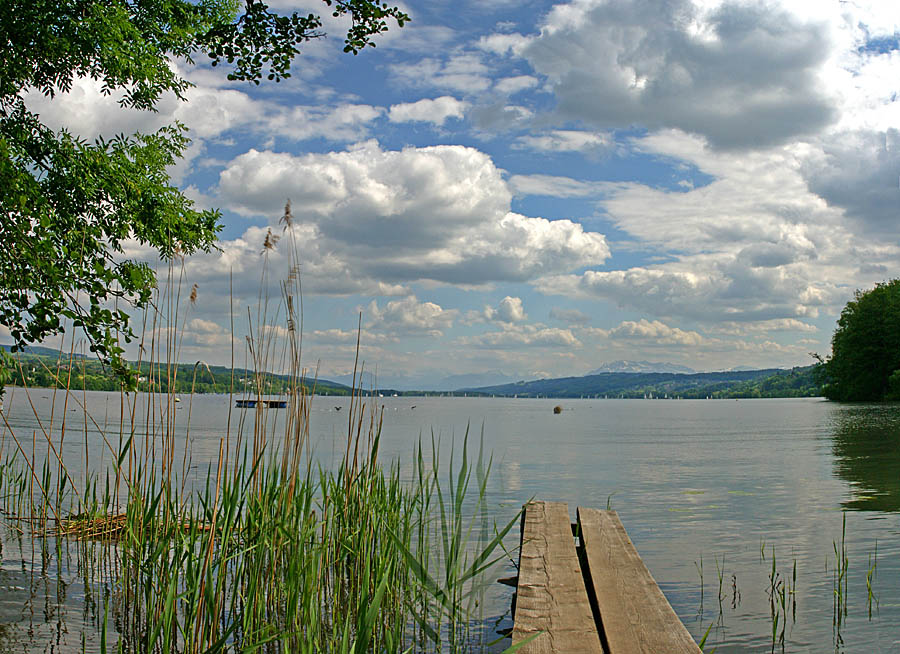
left=2, top=390, right=900, bottom=652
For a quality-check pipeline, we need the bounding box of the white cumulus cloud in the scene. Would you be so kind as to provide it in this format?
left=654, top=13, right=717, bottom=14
left=513, top=130, right=612, bottom=154
left=217, top=141, right=610, bottom=287
left=23, top=74, right=385, bottom=146
left=388, top=96, right=469, bottom=125
left=537, top=262, right=840, bottom=324
left=509, top=174, right=608, bottom=198
left=484, top=296, right=528, bottom=323
left=608, top=319, right=704, bottom=346
left=463, top=325, right=581, bottom=349
left=494, top=75, right=539, bottom=95
left=390, top=54, right=492, bottom=93
left=366, top=296, right=457, bottom=337
left=519, top=0, right=837, bottom=149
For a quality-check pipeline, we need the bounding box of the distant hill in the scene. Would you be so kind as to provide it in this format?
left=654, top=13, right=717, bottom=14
left=1, top=345, right=353, bottom=395
left=1, top=344, right=85, bottom=358
left=461, top=366, right=821, bottom=399
left=331, top=369, right=520, bottom=391
left=587, top=360, right=696, bottom=375
left=5, top=344, right=822, bottom=399
left=333, top=371, right=378, bottom=389
left=433, top=371, right=519, bottom=391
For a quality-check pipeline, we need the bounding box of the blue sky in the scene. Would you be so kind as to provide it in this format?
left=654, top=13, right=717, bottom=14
left=19, top=0, right=900, bottom=388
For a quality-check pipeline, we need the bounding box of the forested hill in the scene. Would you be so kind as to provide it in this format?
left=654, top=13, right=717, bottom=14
left=1, top=347, right=354, bottom=396
left=462, top=366, right=821, bottom=399
left=3, top=344, right=822, bottom=398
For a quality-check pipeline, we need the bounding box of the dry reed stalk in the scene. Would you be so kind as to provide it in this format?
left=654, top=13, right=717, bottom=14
left=51, top=513, right=128, bottom=539
left=0, top=409, right=61, bottom=525
left=48, top=512, right=216, bottom=541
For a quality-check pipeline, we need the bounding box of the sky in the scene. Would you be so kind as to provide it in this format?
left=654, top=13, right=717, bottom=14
left=18, top=0, right=900, bottom=388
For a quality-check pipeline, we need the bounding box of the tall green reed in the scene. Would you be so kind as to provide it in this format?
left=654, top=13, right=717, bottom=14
left=0, top=220, right=520, bottom=652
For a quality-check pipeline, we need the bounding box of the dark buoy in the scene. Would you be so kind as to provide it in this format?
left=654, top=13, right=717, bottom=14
left=553, top=405, right=562, bottom=414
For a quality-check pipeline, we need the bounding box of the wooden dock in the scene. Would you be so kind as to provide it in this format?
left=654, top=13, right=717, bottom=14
left=235, top=399, right=288, bottom=408
left=510, top=501, right=701, bottom=654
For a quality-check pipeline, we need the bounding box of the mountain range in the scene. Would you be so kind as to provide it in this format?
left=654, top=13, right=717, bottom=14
left=2, top=345, right=820, bottom=398
left=333, top=369, right=519, bottom=391
left=459, top=367, right=820, bottom=399
left=586, top=360, right=696, bottom=374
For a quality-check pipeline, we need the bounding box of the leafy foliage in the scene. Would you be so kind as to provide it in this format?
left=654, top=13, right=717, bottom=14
left=0, top=0, right=408, bottom=393
left=823, top=279, right=900, bottom=402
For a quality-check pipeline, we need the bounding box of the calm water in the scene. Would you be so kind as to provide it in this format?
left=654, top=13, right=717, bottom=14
left=2, top=390, right=900, bottom=652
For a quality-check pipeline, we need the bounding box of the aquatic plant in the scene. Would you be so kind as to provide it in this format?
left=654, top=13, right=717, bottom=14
left=866, top=540, right=878, bottom=619
left=832, top=512, right=849, bottom=647
left=1, top=365, right=517, bottom=653
left=0, top=246, right=519, bottom=652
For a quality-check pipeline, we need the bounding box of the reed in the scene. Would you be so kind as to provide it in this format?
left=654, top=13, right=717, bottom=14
left=714, top=554, right=725, bottom=611
left=766, top=546, right=785, bottom=647
left=1, top=367, right=515, bottom=653
left=833, top=511, right=849, bottom=642
left=695, top=554, right=704, bottom=616
left=866, top=540, right=878, bottom=619
left=0, top=230, right=520, bottom=652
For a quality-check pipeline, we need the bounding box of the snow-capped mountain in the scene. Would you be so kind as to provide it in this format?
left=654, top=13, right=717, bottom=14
left=586, top=360, right=697, bottom=375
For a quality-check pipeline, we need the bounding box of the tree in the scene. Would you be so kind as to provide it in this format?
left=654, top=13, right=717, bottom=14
left=0, top=0, right=408, bottom=392
left=823, top=279, right=900, bottom=402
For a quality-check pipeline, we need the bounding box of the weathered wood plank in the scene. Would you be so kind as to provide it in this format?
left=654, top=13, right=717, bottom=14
left=513, top=501, right=605, bottom=654
left=577, top=508, right=701, bottom=654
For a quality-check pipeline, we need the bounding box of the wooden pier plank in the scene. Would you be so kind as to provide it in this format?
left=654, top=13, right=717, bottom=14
left=577, top=508, right=701, bottom=654
left=512, top=501, right=605, bottom=654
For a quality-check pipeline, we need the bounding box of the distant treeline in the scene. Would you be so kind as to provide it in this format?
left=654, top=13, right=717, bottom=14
left=463, top=366, right=822, bottom=399
left=3, top=350, right=354, bottom=396
left=3, top=346, right=823, bottom=399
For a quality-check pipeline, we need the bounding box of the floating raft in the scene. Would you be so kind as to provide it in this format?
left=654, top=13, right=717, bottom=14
left=510, top=500, right=701, bottom=654
left=235, top=399, right=287, bottom=408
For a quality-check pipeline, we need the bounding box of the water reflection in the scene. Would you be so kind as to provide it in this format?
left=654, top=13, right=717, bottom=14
left=831, top=404, right=900, bottom=511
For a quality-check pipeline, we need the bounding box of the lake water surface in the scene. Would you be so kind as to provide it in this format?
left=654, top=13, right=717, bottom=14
left=2, top=391, right=900, bottom=652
